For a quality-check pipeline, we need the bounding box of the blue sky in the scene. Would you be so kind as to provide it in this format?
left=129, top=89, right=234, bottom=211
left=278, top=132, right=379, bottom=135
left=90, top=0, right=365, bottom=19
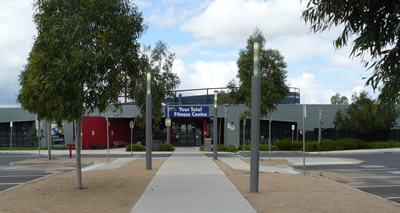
left=0, top=0, right=376, bottom=106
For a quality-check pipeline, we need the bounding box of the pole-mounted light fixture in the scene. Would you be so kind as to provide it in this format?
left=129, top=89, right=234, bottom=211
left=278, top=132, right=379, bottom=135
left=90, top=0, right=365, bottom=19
left=253, top=40, right=260, bottom=77
left=147, top=72, right=151, bottom=95
left=214, top=90, right=218, bottom=108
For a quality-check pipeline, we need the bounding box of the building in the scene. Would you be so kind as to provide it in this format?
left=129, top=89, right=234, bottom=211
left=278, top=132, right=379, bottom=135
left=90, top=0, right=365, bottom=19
left=1, top=89, right=399, bottom=148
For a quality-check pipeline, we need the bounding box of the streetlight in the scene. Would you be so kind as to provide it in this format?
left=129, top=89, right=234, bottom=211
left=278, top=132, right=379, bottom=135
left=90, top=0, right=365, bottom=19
left=146, top=71, right=152, bottom=170
left=250, top=39, right=261, bottom=193
left=213, top=90, right=218, bottom=160
left=224, top=104, right=228, bottom=146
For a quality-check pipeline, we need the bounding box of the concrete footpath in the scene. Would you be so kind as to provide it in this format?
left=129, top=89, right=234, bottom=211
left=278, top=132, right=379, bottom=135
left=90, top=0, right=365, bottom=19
left=130, top=153, right=256, bottom=213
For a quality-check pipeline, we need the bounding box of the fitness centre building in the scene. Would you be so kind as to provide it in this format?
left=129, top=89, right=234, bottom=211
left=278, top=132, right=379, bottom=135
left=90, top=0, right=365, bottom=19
left=1, top=88, right=399, bottom=148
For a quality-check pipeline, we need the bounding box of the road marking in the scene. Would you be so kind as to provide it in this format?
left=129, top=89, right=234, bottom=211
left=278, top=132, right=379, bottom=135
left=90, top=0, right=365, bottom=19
left=0, top=175, right=44, bottom=177
left=387, top=171, right=400, bottom=174
left=0, top=171, right=62, bottom=194
left=351, top=176, right=400, bottom=179
left=354, top=185, right=400, bottom=188
left=0, top=183, right=24, bottom=185
left=360, top=165, right=386, bottom=168
left=307, top=168, right=398, bottom=171
left=386, top=197, right=400, bottom=200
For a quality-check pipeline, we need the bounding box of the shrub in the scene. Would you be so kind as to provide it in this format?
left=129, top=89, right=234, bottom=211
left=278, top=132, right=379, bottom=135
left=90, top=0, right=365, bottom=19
left=126, top=144, right=146, bottom=152
left=306, top=141, right=319, bottom=152
left=335, top=138, right=366, bottom=150
left=259, top=144, right=278, bottom=151
left=224, top=145, right=238, bottom=152
left=276, top=138, right=292, bottom=150
left=319, top=139, right=336, bottom=151
left=199, top=145, right=204, bottom=151
left=159, top=144, right=175, bottom=151
left=238, top=144, right=251, bottom=151
left=291, top=141, right=303, bottom=151
left=368, top=141, right=391, bottom=149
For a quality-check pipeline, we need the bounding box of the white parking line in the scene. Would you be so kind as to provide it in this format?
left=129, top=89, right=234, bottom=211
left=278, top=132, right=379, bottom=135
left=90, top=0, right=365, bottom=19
left=0, top=175, right=44, bottom=178
left=311, top=168, right=398, bottom=172
left=0, top=171, right=62, bottom=194
left=386, top=197, right=400, bottom=200
left=351, top=176, right=400, bottom=179
left=354, top=184, right=400, bottom=188
left=0, top=183, right=24, bottom=185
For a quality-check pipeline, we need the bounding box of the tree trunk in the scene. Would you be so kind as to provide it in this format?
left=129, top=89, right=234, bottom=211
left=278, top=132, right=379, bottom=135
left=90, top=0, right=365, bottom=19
left=48, top=121, right=52, bottom=160
left=76, top=117, right=83, bottom=189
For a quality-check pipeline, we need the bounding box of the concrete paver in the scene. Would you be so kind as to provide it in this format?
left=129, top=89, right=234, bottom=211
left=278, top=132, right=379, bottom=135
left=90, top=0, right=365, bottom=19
left=220, top=158, right=299, bottom=174
left=131, top=153, right=256, bottom=213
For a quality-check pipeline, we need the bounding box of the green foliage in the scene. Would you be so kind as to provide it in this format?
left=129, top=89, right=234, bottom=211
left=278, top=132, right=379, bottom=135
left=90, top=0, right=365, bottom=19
left=259, top=144, right=278, bottom=151
left=126, top=144, right=146, bottom=152
left=319, top=139, right=336, bottom=151
left=302, top=1, right=400, bottom=103
left=28, top=123, right=38, bottom=146
left=331, top=93, right=348, bottom=104
left=228, top=29, right=289, bottom=117
left=305, top=141, right=319, bottom=152
left=333, top=91, right=399, bottom=140
left=18, top=0, right=146, bottom=123
left=228, top=145, right=239, bottom=152
left=159, top=144, right=175, bottom=151
left=238, top=144, right=251, bottom=151
left=199, top=145, right=204, bottom=151
left=89, top=144, right=107, bottom=150
left=291, top=141, right=303, bottom=151
left=367, top=140, right=400, bottom=149
left=276, top=138, right=292, bottom=150
left=131, top=41, right=180, bottom=133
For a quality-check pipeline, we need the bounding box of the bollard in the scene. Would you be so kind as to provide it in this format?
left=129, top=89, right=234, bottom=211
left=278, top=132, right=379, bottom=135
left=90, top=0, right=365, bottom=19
left=68, top=144, right=73, bottom=159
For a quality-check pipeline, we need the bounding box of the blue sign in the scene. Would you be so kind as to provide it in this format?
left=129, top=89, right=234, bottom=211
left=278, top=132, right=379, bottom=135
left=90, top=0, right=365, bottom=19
left=166, top=106, right=209, bottom=118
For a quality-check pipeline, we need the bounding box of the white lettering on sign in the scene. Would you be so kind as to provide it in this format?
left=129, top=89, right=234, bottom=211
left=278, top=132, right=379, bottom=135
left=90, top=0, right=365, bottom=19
left=190, top=107, right=203, bottom=112
left=179, top=107, right=189, bottom=112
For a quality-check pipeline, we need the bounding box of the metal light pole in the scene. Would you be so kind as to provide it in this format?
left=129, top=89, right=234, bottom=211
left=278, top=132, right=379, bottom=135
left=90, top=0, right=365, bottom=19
left=166, top=104, right=170, bottom=145
left=250, top=39, right=261, bottom=193
left=318, top=107, right=322, bottom=143
left=303, top=104, right=306, bottom=176
left=130, top=121, right=134, bottom=156
left=243, top=119, right=246, bottom=151
left=9, top=121, right=13, bottom=152
left=146, top=71, right=152, bottom=170
left=268, top=114, right=271, bottom=161
left=36, top=117, right=41, bottom=156
left=106, top=114, right=110, bottom=161
left=224, top=104, right=228, bottom=146
left=213, top=90, right=218, bottom=160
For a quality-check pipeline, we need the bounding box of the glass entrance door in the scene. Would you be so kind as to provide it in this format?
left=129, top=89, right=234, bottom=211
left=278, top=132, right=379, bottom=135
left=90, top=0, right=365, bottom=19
left=171, top=120, right=203, bottom=146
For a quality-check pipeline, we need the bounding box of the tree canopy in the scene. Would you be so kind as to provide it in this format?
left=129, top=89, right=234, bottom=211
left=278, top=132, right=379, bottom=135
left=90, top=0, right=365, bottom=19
left=302, top=1, right=400, bottom=103
left=330, top=93, right=349, bottom=104
left=228, top=29, right=289, bottom=117
left=333, top=91, right=399, bottom=141
left=18, top=0, right=146, bottom=188
left=130, top=41, right=180, bottom=133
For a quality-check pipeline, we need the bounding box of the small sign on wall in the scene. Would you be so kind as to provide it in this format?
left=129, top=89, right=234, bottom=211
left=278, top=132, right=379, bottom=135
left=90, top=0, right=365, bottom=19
left=92, top=130, right=95, bottom=136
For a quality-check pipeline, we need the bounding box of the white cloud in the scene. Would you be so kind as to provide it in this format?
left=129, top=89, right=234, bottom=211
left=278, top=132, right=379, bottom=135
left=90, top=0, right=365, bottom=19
left=135, top=0, right=152, bottom=9
left=147, top=7, right=176, bottom=28
left=181, top=0, right=306, bottom=45
left=172, top=58, right=238, bottom=94
left=0, top=0, right=35, bottom=106
left=170, top=39, right=212, bottom=56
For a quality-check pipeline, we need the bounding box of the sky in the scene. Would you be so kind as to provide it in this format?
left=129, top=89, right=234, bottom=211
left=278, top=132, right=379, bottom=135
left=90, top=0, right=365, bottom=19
left=0, top=0, right=377, bottom=107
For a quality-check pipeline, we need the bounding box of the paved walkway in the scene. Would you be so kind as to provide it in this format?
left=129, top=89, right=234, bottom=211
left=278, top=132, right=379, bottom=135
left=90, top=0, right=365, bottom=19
left=130, top=153, right=256, bottom=213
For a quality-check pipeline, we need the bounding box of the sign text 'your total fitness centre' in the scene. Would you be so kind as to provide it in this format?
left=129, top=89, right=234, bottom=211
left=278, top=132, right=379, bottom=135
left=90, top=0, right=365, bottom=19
left=167, top=106, right=209, bottom=118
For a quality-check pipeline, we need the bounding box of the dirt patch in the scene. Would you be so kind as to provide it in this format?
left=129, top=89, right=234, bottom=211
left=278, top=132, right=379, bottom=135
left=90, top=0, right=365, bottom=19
left=0, top=159, right=165, bottom=213
left=216, top=160, right=399, bottom=213
left=242, top=158, right=292, bottom=166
